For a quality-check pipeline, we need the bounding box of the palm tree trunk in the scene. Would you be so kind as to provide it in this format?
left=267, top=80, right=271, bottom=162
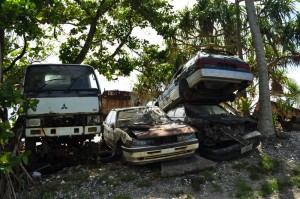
left=0, top=28, right=4, bottom=83
left=245, top=0, right=275, bottom=136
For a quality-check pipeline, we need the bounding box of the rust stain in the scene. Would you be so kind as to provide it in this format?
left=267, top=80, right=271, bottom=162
left=134, top=125, right=196, bottom=139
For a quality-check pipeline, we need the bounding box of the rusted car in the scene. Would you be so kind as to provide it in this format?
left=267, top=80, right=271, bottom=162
left=166, top=102, right=261, bottom=161
left=156, top=49, right=254, bottom=111
left=102, top=106, right=199, bottom=165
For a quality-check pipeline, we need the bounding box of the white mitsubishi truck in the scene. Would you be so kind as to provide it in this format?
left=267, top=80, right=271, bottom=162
left=22, top=64, right=102, bottom=153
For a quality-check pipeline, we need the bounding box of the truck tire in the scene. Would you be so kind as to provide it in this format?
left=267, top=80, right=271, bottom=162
left=25, top=138, right=36, bottom=153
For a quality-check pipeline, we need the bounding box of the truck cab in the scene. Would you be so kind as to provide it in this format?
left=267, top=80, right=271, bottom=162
left=22, top=64, right=102, bottom=152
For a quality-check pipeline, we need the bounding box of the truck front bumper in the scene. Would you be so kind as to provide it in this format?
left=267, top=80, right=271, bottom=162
left=25, top=126, right=102, bottom=137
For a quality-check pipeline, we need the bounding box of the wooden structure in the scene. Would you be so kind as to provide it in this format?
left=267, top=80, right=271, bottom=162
left=102, top=90, right=134, bottom=118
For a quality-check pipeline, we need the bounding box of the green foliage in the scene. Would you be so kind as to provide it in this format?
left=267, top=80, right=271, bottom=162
left=211, top=181, right=223, bottom=193
left=0, top=80, right=38, bottom=123
left=1, top=0, right=57, bottom=83
left=0, top=80, right=37, bottom=197
left=289, top=166, right=300, bottom=188
left=134, top=179, right=152, bottom=188
left=0, top=152, right=20, bottom=173
left=173, top=189, right=185, bottom=197
left=234, top=179, right=256, bottom=198
left=190, top=170, right=215, bottom=192
left=111, top=195, right=132, bottom=199
left=260, top=155, right=280, bottom=172
left=133, top=45, right=175, bottom=104
left=261, top=177, right=279, bottom=196
left=120, top=173, right=137, bottom=182
left=292, top=166, right=300, bottom=176
left=274, top=98, right=294, bottom=120
left=234, top=97, right=253, bottom=116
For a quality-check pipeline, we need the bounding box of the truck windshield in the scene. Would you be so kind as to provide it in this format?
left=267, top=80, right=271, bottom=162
left=24, top=64, right=100, bottom=93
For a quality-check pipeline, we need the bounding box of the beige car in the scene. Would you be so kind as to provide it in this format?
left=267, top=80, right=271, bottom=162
left=102, top=106, right=199, bottom=165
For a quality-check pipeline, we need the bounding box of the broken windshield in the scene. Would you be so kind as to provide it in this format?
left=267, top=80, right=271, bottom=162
left=185, top=104, right=231, bottom=117
left=117, top=107, right=170, bottom=127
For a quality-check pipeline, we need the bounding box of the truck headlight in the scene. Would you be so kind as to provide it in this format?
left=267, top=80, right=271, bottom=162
left=87, top=115, right=100, bottom=125
left=177, top=133, right=196, bottom=142
left=26, top=119, right=41, bottom=127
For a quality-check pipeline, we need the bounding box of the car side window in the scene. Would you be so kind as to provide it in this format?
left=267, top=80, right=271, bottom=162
left=105, top=111, right=116, bottom=126
left=167, top=109, right=175, bottom=118
left=174, top=106, right=185, bottom=119
left=105, top=111, right=113, bottom=124
left=110, top=111, right=116, bottom=125
left=168, top=106, right=185, bottom=121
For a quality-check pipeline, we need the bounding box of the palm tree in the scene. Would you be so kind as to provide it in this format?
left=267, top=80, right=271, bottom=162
left=245, top=0, right=275, bottom=136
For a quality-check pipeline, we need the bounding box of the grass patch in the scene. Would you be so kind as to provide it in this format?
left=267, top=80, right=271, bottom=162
left=232, top=162, right=250, bottom=170
left=111, top=194, right=132, bottom=199
left=199, top=170, right=214, bottom=181
left=234, top=179, right=254, bottom=198
left=191, top=176, right=206, bottom=192
left=292, top=166, right=300, bottom=176
left=185, top=194, right=194, bottom=199
left=211, top=181, right=223, bottom=193
left=134, top=179, right=152, bottom=188
left=289, top=176, right=300, bottom=188
left=246, top=164, right=265, bottom=180
left=173, top=189, right=185, bottom=197
left=190, top=169, right=215, bottom=192
left=61, top=172, right=90, bottom=187
left=120, top=174, right=137, bottom=182
left=22, top=181, right=76, bottom=199
left=261, top=177, right=279, bottom=196
left=260, top=154, right=280, bottom=172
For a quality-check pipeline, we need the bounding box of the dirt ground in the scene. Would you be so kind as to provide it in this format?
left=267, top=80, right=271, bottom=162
left=20, top=131, right=300, bottom=199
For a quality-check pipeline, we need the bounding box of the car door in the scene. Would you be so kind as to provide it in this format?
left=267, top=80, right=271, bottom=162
left=103, top=110, right=117, bottom=148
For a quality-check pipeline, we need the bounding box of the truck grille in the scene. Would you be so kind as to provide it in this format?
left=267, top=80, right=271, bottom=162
left=42, top=115, right=85, bottom=127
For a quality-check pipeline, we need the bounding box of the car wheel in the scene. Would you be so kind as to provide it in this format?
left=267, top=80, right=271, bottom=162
left=112, top=142, right=123, bottom=160
left=179, top=79, right=192, bottom=99
left=99, top=142, right=123, bottom=163
left=198, top=137, right=260, bottom=162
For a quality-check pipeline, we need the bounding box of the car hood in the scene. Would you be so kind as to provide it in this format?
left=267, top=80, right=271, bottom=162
left=128, top=121, right=197, bottom=139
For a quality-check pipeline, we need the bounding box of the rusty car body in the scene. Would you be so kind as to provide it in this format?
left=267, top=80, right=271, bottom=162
left=155, top=49, right=254, bottom=111
left=166, top=102, right=261, bottom=161
left=102, top=106, right=199, bottom=165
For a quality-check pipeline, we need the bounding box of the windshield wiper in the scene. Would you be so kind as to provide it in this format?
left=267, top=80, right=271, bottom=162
left=65, top=73, right=90, bottom=92
left=36, top=78, right=66, bottom=92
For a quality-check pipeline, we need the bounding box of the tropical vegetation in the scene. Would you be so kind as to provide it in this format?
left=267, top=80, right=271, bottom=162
left=0, top=0, right=299, bottom=198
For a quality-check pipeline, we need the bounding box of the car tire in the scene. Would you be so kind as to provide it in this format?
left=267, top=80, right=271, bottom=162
left=179, top=79, right=192, bottom=99
left=99, top=142, right=123, bottom=163
left=198, top=137, right=260, bottom=162
left=112, top=142, right=123, bottom=160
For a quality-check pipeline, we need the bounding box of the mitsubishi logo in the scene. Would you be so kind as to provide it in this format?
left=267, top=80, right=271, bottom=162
left=61, top=104, right=68, bottom=109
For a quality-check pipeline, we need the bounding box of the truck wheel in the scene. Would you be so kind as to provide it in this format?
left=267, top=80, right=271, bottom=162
left=25, top=138, right=36, bottom=153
